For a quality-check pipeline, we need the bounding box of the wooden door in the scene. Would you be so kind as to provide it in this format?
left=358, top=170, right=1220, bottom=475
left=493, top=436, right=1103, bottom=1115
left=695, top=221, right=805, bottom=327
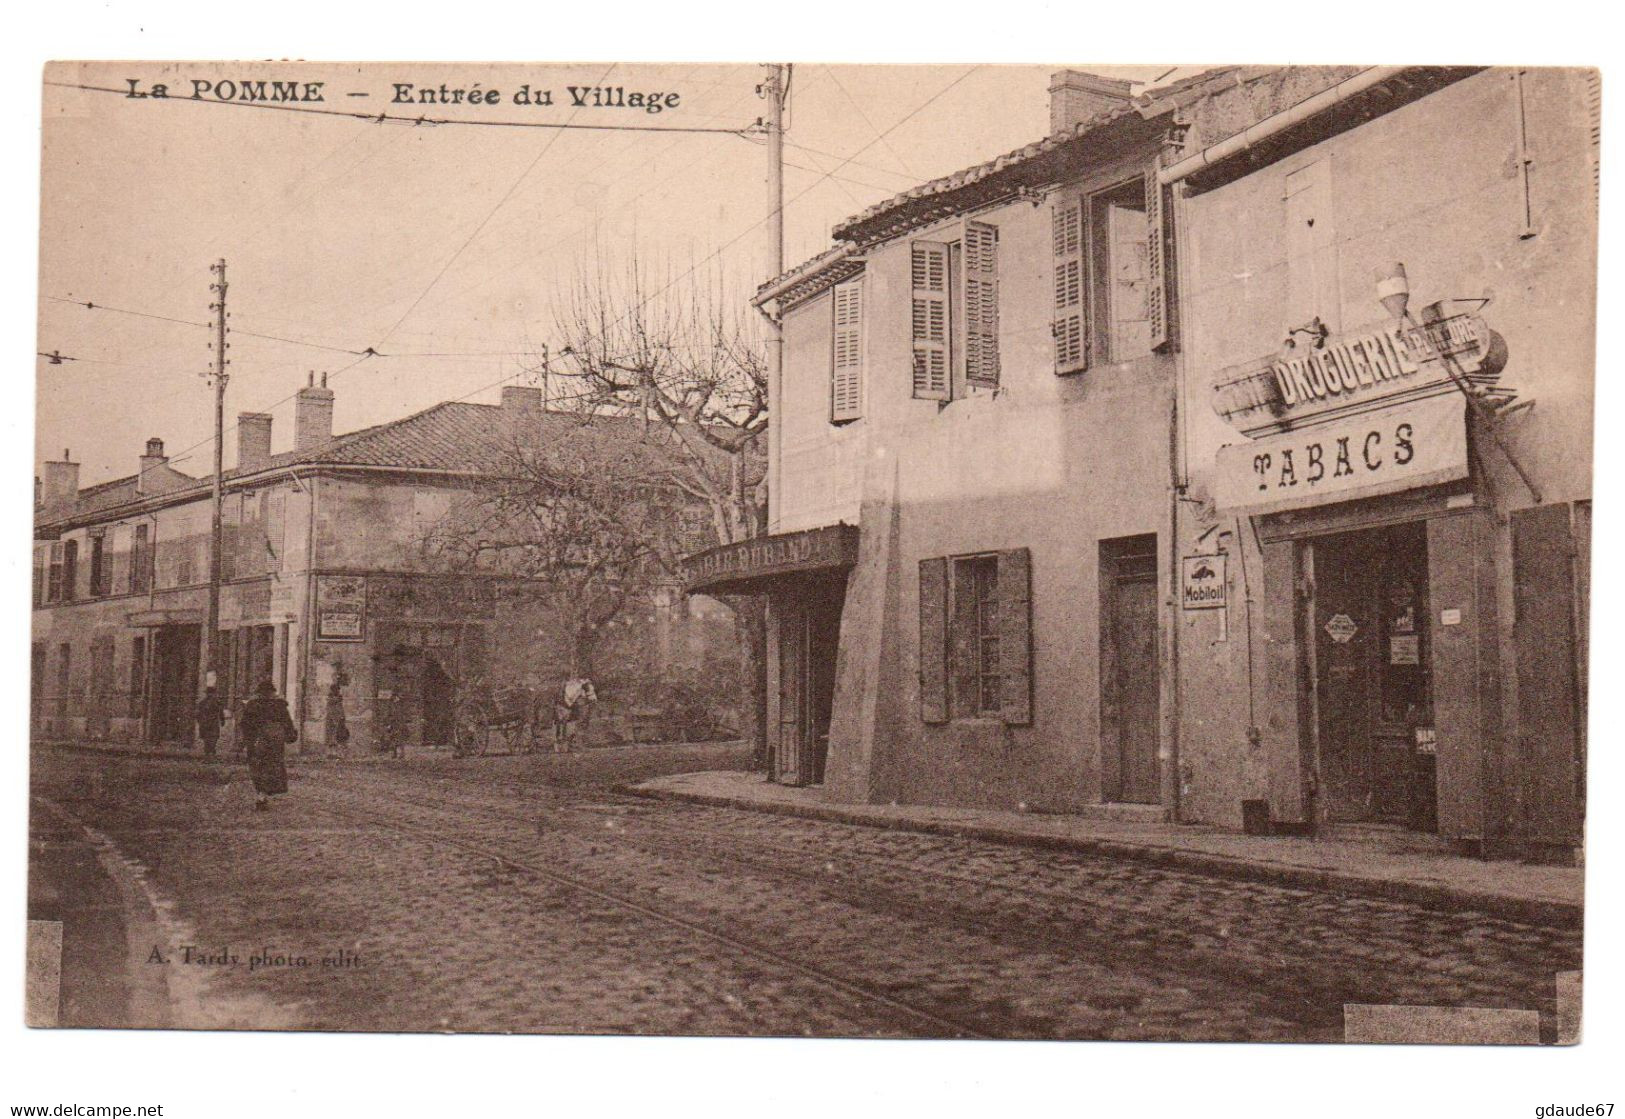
left=1312, top=531, right=1387, bottom=822
left=151, top=625, right=199, bottom=743
left=775, top=604, right=806, bottom=785
left=806, top=587, right=844, bottom=785
left=1110, top=568, right=1161, bottom=804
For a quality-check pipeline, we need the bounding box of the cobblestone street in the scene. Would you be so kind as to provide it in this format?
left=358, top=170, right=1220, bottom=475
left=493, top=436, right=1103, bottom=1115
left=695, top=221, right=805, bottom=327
left=29, top=744, right=1582, bottom=1042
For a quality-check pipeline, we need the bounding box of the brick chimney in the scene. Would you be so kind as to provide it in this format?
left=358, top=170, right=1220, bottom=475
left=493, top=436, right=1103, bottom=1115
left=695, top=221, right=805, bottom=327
left=1048, top=70, right=1135, bottom=135
left=500, top=384, right=547, bottom=420
left=238, top=412, right=273, bottom=472
left=40, top=449, right=80, bottom=508
left=136, top=438, right=167, bottom=495
left=295, top=372, right=335, bottom=451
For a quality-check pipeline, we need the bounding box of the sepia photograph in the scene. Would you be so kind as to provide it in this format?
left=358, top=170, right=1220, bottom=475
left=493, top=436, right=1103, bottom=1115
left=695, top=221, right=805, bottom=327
left=11, top=28, right=1615, bottom=1116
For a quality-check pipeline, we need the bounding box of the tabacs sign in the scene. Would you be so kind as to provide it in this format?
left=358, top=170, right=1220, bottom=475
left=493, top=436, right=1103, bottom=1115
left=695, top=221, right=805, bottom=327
left=1215, top=394, right=1468, bottom=516
left=1181, top=554, right=1227, bottom=611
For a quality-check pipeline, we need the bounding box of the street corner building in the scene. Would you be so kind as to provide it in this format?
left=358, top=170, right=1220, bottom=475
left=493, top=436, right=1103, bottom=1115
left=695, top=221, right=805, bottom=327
left=688, top=66, right=1597, bottom=860
left=32, top=382, right=746, bottom=757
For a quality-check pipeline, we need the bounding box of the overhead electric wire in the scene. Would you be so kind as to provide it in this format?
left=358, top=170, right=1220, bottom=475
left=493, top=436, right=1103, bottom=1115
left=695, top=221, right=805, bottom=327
left=821, top=65, right=918, bottom=179
left=371, top=62, right=622, bottom=346
left=44, top=294, right=527, bottom=360
left=592, top=66, right=983, bottom=331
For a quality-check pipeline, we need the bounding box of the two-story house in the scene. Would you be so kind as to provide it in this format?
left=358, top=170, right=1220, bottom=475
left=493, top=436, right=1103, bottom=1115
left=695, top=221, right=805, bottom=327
left=688, top=70, right=1205, bottom=811
left=34, top=380, right=746, bottom=755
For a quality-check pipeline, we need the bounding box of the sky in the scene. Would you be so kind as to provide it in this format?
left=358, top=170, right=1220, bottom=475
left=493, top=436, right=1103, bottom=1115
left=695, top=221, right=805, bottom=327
left=36, top=61, right=1181, bottom=488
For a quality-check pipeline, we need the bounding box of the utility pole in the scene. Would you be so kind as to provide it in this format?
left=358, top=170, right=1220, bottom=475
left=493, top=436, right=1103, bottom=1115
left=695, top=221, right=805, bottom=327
left=761, top=64, right=786, bottom=523
left=755, top=64, right=787, bottom=779
left=203, top=259, right=229, bottom=699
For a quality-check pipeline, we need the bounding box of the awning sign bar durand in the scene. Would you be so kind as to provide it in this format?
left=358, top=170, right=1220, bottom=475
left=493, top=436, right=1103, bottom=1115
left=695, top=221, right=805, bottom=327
left=683, top=524, right=860, bottom=595
left=1215, top=395, right=1468, bottom=516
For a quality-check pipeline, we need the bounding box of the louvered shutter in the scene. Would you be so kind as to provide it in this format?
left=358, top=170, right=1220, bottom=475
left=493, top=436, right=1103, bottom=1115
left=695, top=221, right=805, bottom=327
left=830, top=278, right=864, bottom=423
left=911, top=242, right=950, bottom=400
left=1144, top=170, right=1172, bottom=353
left=1052, top=197, right=1087, bottom=374
left=998, top=547, right=1033, bottom=726
left=963, top=221, right=1000, bottom=386
left=918, top=557, right=949, bottom=723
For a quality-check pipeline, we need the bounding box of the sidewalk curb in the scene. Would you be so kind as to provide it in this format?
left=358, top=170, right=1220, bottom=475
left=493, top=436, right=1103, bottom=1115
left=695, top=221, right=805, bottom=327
left=621, top=783, right=1583, bottom=931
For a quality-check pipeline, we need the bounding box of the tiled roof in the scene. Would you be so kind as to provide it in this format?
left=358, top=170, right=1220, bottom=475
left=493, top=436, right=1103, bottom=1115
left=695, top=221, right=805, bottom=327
left=37, top=397, right=758, bottom=530
left=759, top=67, right=1243, bottom=300
left=830, top=67, right=1240, bottom=243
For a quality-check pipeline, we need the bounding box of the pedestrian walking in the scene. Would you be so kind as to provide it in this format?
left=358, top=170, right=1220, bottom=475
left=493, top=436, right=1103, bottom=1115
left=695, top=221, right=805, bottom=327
left=194, top=685, right=225, bottom=759
left=324, top=676, right=350, bottom=759
left=239, top=679, right=296, bottom=812
left=553, top=673, right=597, bottom=753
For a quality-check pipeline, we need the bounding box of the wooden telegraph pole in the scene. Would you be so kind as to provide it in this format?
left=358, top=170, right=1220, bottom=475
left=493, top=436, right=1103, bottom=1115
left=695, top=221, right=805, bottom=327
left=203, top=259, right=229, bottom=698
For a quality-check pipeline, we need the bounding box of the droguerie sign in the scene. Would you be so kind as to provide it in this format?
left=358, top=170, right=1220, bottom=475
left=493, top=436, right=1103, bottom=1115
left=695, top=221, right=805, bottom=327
left=1215, top=395, right=1468, bottom=515
left=1212, top=314, right=1504, bottom=435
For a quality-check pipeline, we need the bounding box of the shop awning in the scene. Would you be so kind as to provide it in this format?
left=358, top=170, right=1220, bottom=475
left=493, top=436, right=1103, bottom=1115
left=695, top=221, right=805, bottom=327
left=684, top=524, right=860, bottom=595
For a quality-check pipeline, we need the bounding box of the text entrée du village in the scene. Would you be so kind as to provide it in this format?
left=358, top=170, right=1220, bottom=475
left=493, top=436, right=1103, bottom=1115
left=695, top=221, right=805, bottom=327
left=122, top=78, right=682, bottom=113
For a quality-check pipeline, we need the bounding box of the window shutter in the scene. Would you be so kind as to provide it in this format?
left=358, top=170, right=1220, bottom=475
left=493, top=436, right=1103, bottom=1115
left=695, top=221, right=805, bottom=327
left=911, top=242, right=950, bottom=400
left=998, top=547, right=1033, bottom=726
left=1052, top=197, right=1087, bottom=374
left=918, top=557, right=949, bottom=723
left=830, top=278, right=864, bottom=423
left=963, top=221, right=1000, bottom=386
left=1144, top=170, right=1172, bottom=352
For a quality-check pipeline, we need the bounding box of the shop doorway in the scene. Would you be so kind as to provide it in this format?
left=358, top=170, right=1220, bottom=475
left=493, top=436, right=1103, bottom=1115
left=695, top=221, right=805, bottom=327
left=774, top=577, right=845, bottom=786
left=148, top=624, right=200, bottom=744
left=1309, top=521, right=1437, bottom=830
left=1100, top=535, right=1161, bottom=804
left=421, top=654, right=456, bottom=748
left=226, top=624, right=276, bottom=709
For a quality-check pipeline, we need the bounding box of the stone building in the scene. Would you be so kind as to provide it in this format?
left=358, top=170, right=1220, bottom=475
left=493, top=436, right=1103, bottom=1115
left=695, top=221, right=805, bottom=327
left=1171, top=67, right=1596, bottom=858
left=688, top=66, right=1595, bottom=857
left=33, top=381, right=744, bottom=754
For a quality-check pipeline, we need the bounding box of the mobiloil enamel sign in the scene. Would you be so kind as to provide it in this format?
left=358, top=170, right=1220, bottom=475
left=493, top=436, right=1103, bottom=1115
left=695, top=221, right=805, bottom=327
left=1181, top=554, right=1227, bottom=611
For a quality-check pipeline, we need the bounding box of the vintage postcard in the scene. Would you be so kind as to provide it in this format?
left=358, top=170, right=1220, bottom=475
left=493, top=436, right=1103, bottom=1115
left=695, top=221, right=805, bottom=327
left=28, top=61, right=1593, bottom=1048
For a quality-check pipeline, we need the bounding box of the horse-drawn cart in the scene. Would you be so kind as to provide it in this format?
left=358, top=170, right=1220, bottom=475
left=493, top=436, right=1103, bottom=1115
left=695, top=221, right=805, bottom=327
left=451, top=684, right=542, bottom=756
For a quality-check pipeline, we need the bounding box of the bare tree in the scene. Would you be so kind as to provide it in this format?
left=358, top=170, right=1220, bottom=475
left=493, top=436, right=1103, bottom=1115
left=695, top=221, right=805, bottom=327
left=540, top=257, right=770, bottom=761
left=420, top=427, right=695, bottom=682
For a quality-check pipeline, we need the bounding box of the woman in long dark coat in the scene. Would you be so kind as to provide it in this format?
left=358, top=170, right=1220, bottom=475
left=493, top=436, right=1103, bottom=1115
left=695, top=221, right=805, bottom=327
left=240, top=679, right=296, bottom=811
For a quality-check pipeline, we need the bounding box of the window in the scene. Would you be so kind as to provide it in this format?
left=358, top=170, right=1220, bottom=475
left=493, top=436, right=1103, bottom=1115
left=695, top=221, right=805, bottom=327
left=90, top=635, right=115, bottom=715
left=1052, top=170, right=1171, bottom=374
left=32, top=547, right=45, bottom=607
left=918, top=547, right=1032, bottom=726
left=954, top=555, right=1002, bottom=717
left=46, top=543, right=63, bottom=603
left=263, top=488, right=287, bottom=573
left=911, top=220, right=1000, bottom=402
left=62, top=539, right=78, bottom=601
left=89, top=533, right=107, bottom=597
left=132, top=523, right=152, bottom=593
left=56, top=642, right=71, bottom=716
left=130, top=635, right=147, bottom=716
left=830, top=278, right=864, bottom=423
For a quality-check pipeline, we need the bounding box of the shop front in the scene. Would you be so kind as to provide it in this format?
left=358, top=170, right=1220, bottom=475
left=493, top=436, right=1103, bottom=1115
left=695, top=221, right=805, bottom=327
left=1213, top=311, right=1519, bottom=844
left=128, top=607, right=204, bottom=745
left=685, top=524, right=859, bottom=787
